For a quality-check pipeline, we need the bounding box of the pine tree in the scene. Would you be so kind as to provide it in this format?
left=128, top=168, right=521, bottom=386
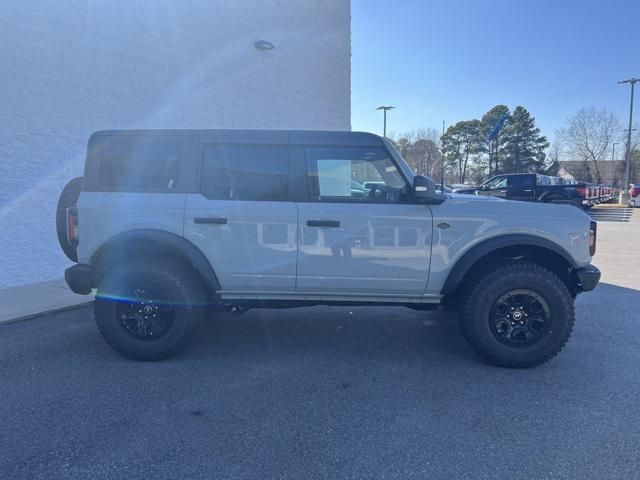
left=443, top=120, right=482, bottom=183
left=501, top=106, right=549, bottom=173
left=480, top=105, right=510, bottom=176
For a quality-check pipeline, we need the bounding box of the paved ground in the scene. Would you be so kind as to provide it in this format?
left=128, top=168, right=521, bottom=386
left=1, top=212, right=639, bottom=479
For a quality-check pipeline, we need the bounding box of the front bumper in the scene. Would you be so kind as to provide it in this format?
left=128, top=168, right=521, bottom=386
left=575, top=264, right=601, bottom=292
left=65, top=264, right=93, bottom=295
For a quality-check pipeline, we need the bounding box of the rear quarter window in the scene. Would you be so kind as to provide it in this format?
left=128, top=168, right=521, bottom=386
left=97, top=141, right=181, bottom=190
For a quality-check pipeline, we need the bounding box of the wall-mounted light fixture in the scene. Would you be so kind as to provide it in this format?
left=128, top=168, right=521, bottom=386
left=254, top=40, right=275, bottom=50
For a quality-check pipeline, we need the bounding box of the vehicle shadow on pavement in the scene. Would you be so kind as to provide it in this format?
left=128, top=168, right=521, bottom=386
left=189, top=305, right=479, bottom=367
left=184, top=281, right=639, bottom=369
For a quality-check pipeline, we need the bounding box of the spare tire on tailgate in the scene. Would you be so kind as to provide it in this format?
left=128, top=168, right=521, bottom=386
left=56, top=177, right=83, bottom=262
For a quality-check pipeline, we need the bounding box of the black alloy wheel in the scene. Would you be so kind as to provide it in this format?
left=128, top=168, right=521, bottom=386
left=489, top=289, right=550, bottom=347
left=117, top=285, right=175, bottom=340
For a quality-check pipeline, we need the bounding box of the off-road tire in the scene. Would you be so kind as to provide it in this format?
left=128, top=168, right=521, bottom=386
left=56, top=177, right=83, bottom=262
left=95, top=257, right=206, bottom=360
left=458, top=261, right=574, bottom=368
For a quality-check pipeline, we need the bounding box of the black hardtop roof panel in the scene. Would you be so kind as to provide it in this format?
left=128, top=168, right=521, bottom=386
left=90, top=129, right=383, bottom=146
left=288, top=130, right=382, bottom=146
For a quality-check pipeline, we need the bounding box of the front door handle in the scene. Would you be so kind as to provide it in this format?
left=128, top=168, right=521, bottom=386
left=194, top=217, right=228, bottom=225
left=307, top=220, right=340, bottom=228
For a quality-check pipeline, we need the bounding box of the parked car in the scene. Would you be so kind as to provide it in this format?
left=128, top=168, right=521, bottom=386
left=363, top=181, right=385, bottom=190
left=58, top=130, right=600, bottom=368
left=351, top=180, right=368, bottom=198
left=448, top=183, right=476, bottom=192
left=457, top=173, right=594, bottom=208
left=630, top=183, right=640, bottom=207
left=434, top=183, right=475, bottom=194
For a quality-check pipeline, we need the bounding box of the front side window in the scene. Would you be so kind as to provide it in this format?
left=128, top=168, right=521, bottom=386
left=201, top=146, right=289, bottom=201
left=306, top=147, right=407, bottom=203
left=484, top=176, right=508, bottom=190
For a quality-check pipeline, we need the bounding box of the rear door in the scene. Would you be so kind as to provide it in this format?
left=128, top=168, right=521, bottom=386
left=296, top=146, right=432, bottom=295
left=508, top=174, right=536, bottom=201
left=184, top=145, right=297, bottom=292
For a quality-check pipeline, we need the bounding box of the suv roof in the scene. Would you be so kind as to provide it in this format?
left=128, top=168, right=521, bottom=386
left=89, top=129, right=384, bottom=147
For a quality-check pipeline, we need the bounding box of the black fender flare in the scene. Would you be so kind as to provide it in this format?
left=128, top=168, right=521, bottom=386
left=440, top=234, right=577, bottom=295
left=90, top=229, right=220, bottom=292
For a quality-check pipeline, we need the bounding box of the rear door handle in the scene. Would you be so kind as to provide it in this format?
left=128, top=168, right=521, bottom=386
left=307, top=220, right=340, bottom=228
left=194, top=217, right=228, bottom=225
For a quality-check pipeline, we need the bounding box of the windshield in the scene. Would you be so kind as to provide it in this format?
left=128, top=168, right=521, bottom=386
left=382, top=137, right=416, bottom=180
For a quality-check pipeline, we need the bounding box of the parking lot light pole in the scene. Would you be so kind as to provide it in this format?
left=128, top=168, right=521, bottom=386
left=441, top=120, right=445, bottom=192
left=618, top=78, right=638, bottom=204
left=611, top=142, right=618, bottom=186
left=376, top=106, right=394, bottom=137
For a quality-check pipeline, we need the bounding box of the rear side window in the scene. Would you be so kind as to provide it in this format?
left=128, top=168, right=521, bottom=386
left=201, top=146, right=289, bottom=201
left=98, top=141, right=181, bottom=190
left=509, top=175, right=535, bottom=187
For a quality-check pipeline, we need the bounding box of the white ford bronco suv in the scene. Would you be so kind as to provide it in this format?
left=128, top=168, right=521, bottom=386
left=58, top=130, right=600, bottom=367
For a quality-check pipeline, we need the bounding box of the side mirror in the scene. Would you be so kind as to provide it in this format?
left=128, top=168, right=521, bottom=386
left=413, top=175, right=436, bottom=199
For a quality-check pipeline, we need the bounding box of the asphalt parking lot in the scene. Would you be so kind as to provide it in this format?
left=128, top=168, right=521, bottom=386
left=1, top=211, right=639, bottom=480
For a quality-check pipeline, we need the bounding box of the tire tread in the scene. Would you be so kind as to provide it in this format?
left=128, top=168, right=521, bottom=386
left=458, top=260, right=575, bottom=368
left=95, top=256, right=206, bottom=360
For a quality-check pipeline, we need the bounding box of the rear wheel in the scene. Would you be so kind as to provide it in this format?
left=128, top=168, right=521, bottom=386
left=458, top=261, right=574, bottom=368
left=95, top=257, right=206, bottom=360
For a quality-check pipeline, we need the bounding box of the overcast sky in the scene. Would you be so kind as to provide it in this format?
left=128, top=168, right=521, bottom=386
left=351, top=0, right=640, bottom=146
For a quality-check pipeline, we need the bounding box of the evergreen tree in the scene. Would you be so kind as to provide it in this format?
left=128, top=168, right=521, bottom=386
left=501, top=106, right=549, bottom=173
left=480, top=105, right=510, bottom=176
left=443, top=120, right=482, bottom=183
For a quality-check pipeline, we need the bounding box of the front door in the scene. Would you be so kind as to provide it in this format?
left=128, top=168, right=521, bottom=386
left=184, top=145, right=297, bottom=292
left=296, top=146, right=432, bottom=296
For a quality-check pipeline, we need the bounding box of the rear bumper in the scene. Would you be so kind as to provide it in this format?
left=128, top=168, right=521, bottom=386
left=65, top=264, right=93, bottom=295
left=575, top=264, right=600, bottom=292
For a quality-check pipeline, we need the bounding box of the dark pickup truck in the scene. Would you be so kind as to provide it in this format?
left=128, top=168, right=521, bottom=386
left=455, top=173, right=589, bottom=207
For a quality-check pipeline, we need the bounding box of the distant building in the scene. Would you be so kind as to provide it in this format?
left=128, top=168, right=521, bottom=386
left=0, top=1, right=351, bottom=288
left=557, top=160, right=626, bottom=186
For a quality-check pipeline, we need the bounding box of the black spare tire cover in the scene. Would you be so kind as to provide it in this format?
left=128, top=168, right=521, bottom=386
left=56, top=177, right=83, bottom=262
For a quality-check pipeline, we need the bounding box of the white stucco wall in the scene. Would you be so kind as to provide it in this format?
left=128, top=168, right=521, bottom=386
left=0, top=0, right=351, bottom=289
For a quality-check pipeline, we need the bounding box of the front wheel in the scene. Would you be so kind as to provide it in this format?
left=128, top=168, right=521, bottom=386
left=94, top=257, right=207, bottom=360
left=458, top=261, right=574, bottom=368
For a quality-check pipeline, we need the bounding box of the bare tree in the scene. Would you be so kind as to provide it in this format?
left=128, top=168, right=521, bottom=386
left=557, top=107, right=621, bottom=183
left=390, top=128, right=442, bottom=177
left=544, top=137, right=562, bottom=175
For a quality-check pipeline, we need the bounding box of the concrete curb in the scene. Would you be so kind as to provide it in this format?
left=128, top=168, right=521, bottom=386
left=0, top=301, right=94, bottom=325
